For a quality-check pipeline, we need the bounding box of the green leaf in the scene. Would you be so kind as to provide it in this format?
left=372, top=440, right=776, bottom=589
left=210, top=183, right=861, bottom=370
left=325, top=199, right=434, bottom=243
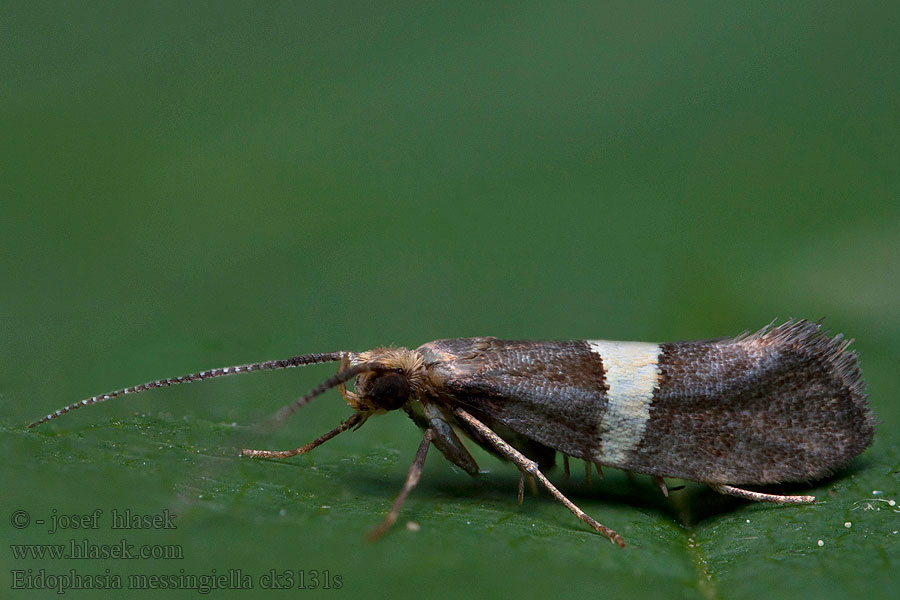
left=4, top=404, right=898, bottom=599
left=3, top=2, right=899, bottom=598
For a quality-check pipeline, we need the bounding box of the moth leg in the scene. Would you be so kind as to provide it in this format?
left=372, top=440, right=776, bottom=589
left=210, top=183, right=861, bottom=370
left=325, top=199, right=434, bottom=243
left=583, top=461, right=603, bottom=484
left=241, top=412, right=363, bottom=458
left=710, top=484, right=815, bottom=504
left=421, top=400, right=480, bottom=475
left=563, top=455, right=570, bottom=477
left=655, top=476, right=669, bottom=498
left=516, top=474, right=538, bottom=505
left=453, top=408, right=625, bottom=547
left=366, top=428, right=435, bottom=541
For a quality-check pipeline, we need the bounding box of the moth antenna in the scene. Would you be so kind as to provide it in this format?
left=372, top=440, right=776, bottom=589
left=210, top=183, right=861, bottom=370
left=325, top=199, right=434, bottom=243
left=272, top=361, right=386, bottom=423
left=28, top=351, right=347, bottom=429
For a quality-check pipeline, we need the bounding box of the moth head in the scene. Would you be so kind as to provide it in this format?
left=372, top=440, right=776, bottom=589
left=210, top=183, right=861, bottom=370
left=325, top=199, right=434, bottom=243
left=341, top=347, right=426, bottom=413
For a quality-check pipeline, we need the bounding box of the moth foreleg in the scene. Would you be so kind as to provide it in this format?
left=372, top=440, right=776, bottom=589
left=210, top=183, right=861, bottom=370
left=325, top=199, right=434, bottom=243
left=366, top=428, right=435, bottom=542
left=710, top=484, right=816, bottom=504
left=240, top=412, right=363, bottom=458
left=452, top=408, right=626, bottom=547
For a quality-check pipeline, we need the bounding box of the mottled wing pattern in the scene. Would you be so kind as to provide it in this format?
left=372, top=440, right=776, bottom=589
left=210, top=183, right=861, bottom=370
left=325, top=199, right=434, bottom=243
left=632, top=321, right=873, bottom=483
left=418, top=338, right=608, bottom=463
left=418, top=321, right=874, bottom=485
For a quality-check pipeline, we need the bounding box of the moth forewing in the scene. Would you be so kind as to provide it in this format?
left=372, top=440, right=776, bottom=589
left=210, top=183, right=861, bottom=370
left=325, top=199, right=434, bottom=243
left=419, top=321, right=873, bottom=488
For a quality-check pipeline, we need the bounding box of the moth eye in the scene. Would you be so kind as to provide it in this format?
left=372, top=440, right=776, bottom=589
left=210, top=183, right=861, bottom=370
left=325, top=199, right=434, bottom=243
left=367, top=372, right=410, bottom=411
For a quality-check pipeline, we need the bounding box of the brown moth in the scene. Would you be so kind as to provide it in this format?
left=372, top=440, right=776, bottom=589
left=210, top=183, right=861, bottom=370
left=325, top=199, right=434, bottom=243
left=29, top=320, right=874, bottom=547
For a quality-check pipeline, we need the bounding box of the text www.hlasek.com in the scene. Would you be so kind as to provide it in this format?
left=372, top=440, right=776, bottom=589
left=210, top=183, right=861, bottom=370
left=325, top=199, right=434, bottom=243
left=11, top=538, right=183, bottom=560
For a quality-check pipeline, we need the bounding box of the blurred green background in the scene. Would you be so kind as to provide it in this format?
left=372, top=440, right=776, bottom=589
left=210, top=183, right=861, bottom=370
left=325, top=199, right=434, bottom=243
left=2, top=2, right=898, bottom=598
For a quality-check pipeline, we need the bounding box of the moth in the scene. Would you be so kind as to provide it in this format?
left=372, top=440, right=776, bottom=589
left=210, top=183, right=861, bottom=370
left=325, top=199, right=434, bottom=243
left=29, top=320, right=874, bottom=547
